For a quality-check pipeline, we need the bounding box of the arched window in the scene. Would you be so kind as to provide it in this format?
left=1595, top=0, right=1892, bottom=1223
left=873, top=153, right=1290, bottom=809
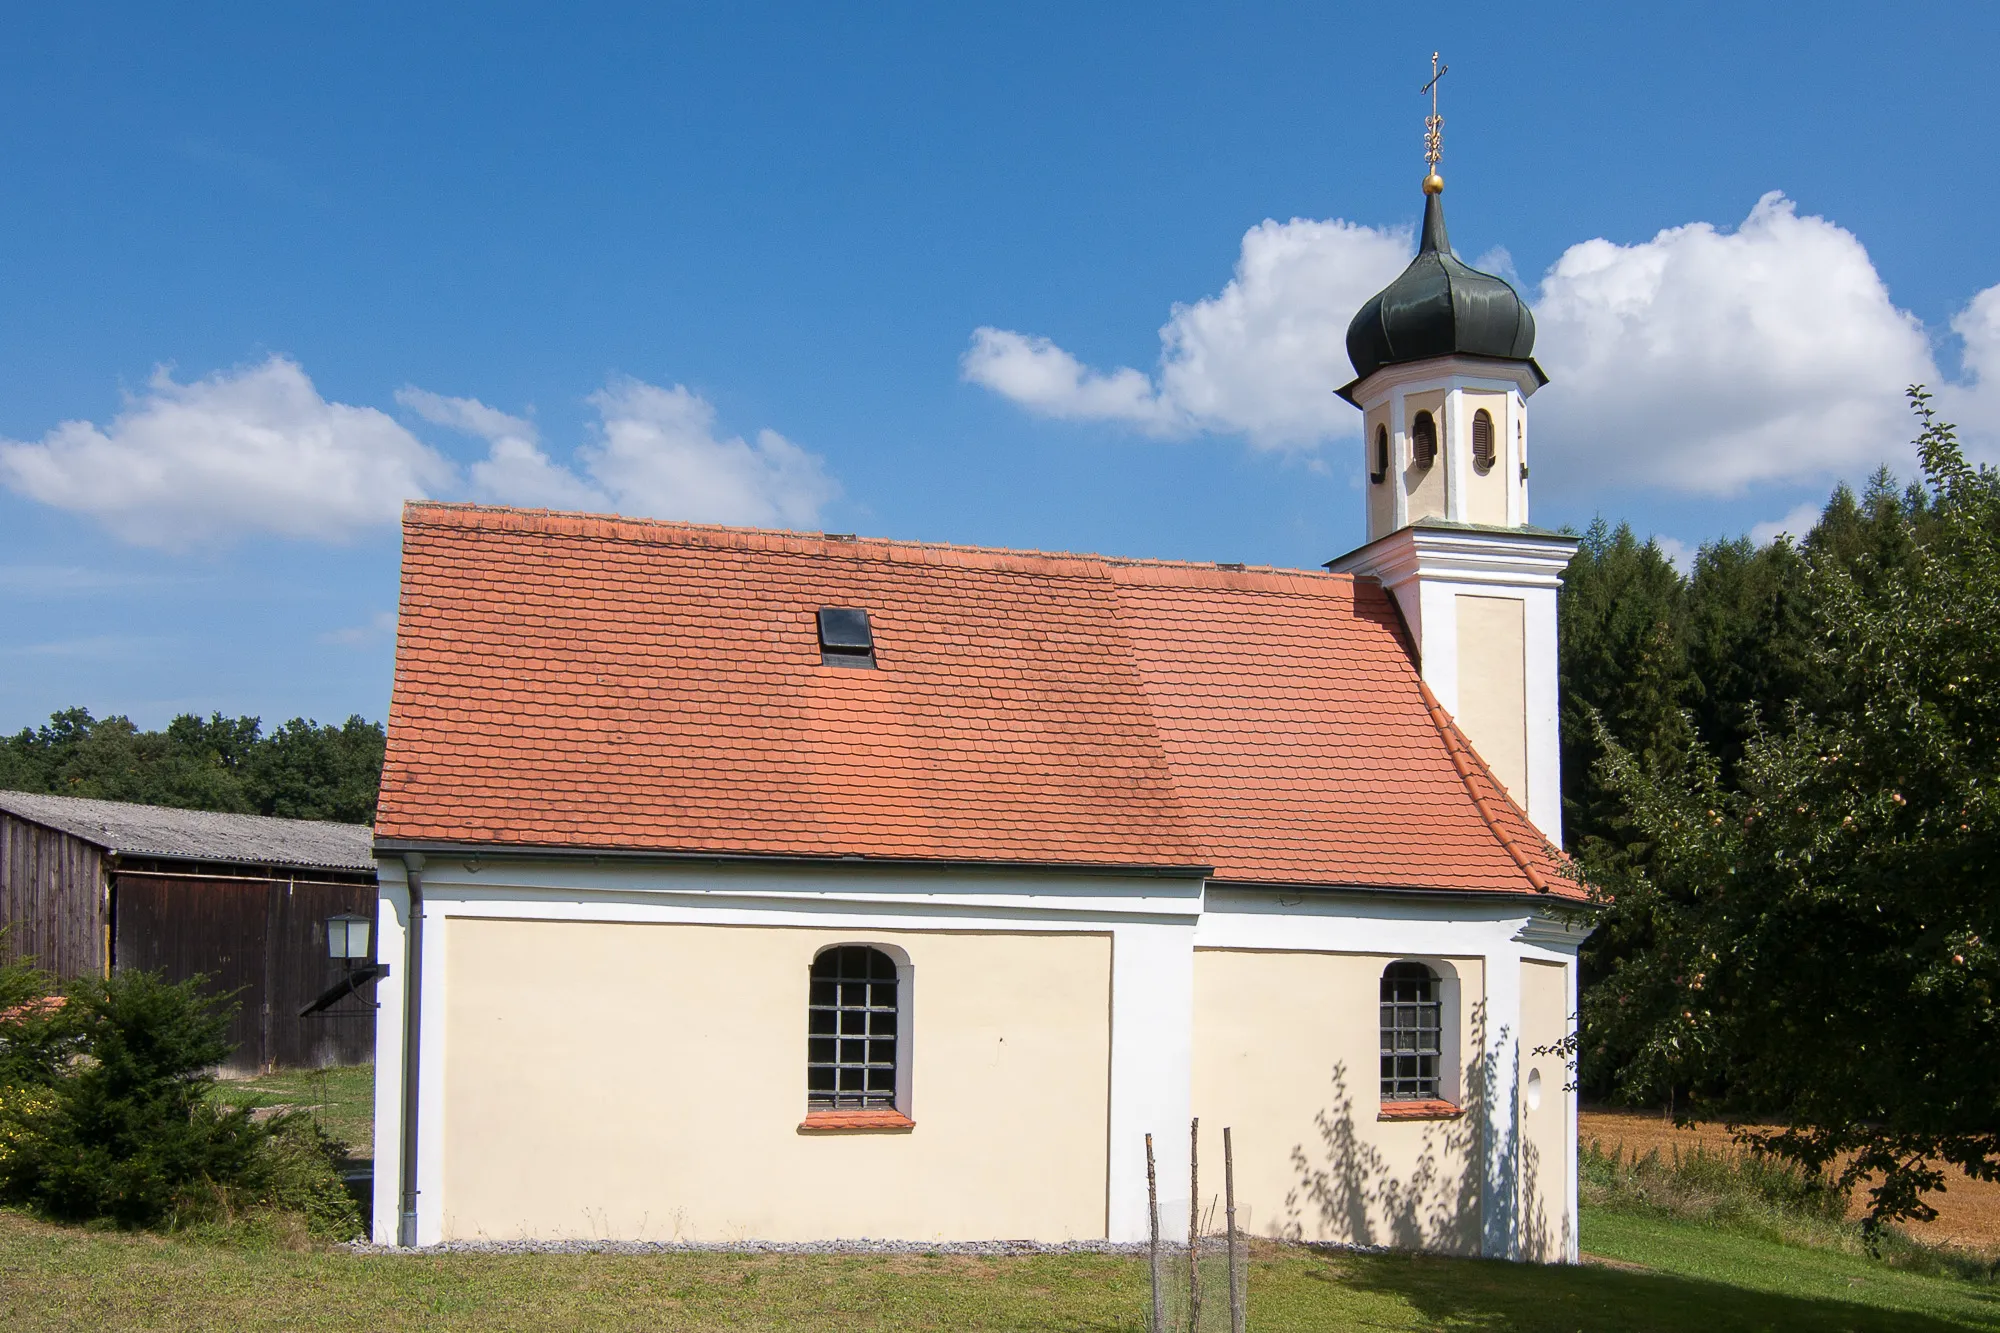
left=1370, top=424, right=1389, bottom=484
left=1471, top=409, right=1495, bottom=473
left=808, top=946, right=899, bottom=1109
left=1380, top=961, right=1443, bottom=1101
left=1411, top=411, right=1438, bottom=470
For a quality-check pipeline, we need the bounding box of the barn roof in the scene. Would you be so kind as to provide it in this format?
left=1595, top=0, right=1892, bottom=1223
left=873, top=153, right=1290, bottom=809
left=0, top=791, right=375, bottom=873
left=378, top=503, right=1581, bottom=900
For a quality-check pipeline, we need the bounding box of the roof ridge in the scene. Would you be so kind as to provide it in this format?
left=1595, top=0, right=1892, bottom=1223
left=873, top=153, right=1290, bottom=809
left=1414, top=680, right=1579, bottom=898
left=403, top=501, right=1358, bottom=587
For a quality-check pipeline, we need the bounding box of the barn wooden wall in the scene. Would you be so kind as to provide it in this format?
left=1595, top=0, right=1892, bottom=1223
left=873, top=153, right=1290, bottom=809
left=114, top=871, right=377, bottom=1073
left=0, top=810, right=105, bottom=978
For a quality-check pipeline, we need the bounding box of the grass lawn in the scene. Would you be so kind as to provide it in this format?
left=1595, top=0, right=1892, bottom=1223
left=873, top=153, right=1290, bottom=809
left=2, top=1206, right=1997, bottom=1331
left=210, top=1064, right=373, bottom=1160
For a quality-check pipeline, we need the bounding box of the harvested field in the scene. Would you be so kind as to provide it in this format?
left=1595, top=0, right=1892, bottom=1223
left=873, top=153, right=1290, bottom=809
left=1582, top=1108, right=2000, bottom=1254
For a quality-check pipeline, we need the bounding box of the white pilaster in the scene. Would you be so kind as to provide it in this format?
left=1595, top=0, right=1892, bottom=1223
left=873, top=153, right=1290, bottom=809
left=1444, top=387, right=1466, bottom=522
left=1388, top=393, right=1409, bottom=536
left=413, top=890, right=449, bottom=1246
left=370, top=863, right=409, bottom=1245
left=1522, top=585, right=1565, bottom=844
left=1106, top=918, right=1197, bottom=1242
left=1480, top=943, right=1523, bottom=1260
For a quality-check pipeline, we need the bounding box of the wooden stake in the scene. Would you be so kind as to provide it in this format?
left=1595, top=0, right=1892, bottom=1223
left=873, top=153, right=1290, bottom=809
left=1146, top=1132, right=1163, bottom=1333
left=1188, top=1117, right=1202, bottom=1332
left=1225, top=1126, right=1244, bottom=1333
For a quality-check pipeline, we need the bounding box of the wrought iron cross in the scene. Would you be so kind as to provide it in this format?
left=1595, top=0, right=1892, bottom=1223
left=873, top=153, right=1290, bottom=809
left=1420, top=52, right=1449, bottom=173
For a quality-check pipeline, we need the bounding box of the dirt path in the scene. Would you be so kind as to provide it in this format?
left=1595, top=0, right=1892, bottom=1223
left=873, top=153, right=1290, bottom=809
left=1581, top=1108, right=2000, bottom=1254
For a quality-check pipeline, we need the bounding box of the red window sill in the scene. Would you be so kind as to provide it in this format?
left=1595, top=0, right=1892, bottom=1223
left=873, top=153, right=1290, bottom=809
left=1378, top=1099, right=1464, bottom=1121
left=798, top=1109, right=915, bottom=1133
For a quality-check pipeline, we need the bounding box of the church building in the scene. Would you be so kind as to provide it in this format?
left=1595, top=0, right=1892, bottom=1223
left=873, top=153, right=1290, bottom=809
left=368, top=167, right=1590, bottom=1261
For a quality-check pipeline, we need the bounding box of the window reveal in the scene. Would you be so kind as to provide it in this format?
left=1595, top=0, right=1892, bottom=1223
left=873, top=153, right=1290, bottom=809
left=1380, top=961, right=1443, bottom=1101
left=807, top=945, right=899, bottom=1109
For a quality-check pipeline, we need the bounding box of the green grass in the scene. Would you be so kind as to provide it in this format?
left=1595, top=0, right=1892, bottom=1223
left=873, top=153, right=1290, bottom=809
left=3, top=1206, right=1998, bottom=1331
left=109, top=1070, right=1993, bottom=1329
left=210, top=1064, right=373, bottom=1161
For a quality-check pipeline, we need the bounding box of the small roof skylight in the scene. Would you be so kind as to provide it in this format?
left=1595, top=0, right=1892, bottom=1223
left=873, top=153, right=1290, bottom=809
left=817, top=607, right=876, bottom=668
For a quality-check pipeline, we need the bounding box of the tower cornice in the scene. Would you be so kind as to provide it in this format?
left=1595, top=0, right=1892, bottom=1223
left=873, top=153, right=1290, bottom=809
left=1338, top=353, right=1547, bottom=408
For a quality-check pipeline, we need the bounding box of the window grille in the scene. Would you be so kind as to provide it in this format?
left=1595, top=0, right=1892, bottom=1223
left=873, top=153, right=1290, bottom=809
left=1411, top=411, right=1438, bottom=470
left=1380, top=961, right=1443, bottom=1101
left=1472, top=409, right=1496, bottom=472
left=807, top=945, right=899, bottom=1109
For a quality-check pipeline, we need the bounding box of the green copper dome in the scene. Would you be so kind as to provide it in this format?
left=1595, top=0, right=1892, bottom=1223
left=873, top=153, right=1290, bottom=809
left=1343, top=191, right=1542, bottom=395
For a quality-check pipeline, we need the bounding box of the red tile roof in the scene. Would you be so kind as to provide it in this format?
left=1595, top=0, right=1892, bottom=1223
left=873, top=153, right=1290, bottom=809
left=378, top=503, right=1581, bottom=899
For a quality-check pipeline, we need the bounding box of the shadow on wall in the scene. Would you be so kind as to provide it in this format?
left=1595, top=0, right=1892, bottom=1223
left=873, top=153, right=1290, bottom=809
left=1283, top=1005, right=1511, bottom=1256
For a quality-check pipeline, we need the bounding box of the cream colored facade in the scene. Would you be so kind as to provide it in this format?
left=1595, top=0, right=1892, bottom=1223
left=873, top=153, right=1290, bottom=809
left=371, top=859, right=1587, bottom=1260
left=439, top=918, right=1111, bottom=1242
left=1454, top=594, right=1529, bottom=804
left=1192, top=949, right=1486, bottom=1253
left=1519, top=957, right=1575, bottom=1261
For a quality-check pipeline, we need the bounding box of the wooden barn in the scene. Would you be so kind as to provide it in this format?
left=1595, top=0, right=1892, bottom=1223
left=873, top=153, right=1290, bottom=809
left=0, top=791, right=378, bottom=1073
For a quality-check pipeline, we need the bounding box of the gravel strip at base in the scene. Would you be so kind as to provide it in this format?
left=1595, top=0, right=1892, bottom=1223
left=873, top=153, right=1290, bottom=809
left=350, top=1237, right=1156, bottom=1257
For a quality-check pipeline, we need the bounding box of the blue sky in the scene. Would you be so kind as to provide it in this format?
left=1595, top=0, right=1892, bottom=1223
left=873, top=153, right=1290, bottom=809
left=3, top=3, right=1997, bottom=730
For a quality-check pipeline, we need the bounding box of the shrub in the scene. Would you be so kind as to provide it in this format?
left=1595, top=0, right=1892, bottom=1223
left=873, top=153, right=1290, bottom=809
left=0, top=968, right=360, bottom=1239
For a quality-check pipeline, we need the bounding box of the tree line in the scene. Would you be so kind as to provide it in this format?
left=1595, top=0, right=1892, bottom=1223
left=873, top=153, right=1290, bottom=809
left=0, top=708, right=385, bottom=825
left=1562, top=390, right=1999, bottom=1228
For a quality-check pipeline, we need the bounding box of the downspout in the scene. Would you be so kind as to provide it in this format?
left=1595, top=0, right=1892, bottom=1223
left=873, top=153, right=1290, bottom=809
left=396, top=852, right=426, bottom=1247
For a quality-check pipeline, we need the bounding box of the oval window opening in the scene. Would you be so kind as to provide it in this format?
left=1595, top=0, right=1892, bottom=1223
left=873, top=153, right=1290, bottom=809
left=1472, top=409, right=1496, bottom=473
left=1371, top=424, right=1389, bottom=484
left=1411, top=411, right=1438, bottom=470
left=1525, top=1067, right=1544, bottom=1112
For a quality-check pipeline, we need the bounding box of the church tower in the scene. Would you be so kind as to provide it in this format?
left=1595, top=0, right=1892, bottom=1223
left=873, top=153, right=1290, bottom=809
left=1326, top=94, right=1576, bottom=846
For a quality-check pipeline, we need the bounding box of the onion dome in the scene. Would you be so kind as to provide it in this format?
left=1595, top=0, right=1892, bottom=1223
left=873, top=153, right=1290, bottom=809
left=1342, top=189, right=1542, bottom=395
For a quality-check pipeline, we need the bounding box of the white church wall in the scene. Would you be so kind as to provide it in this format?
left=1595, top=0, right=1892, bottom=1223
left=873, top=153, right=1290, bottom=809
left=373, top=860, right=1582, bottom=1254
left=374, top=855, right=1203, bottom=1246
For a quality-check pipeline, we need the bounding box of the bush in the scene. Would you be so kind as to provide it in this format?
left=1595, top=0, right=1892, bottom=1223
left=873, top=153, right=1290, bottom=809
left=0, top=969, right=360, bottom=1239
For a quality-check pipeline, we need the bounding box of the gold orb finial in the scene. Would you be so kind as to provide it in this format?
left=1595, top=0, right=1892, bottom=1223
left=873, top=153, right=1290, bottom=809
left=1423, top=172, right=1444, bottom=195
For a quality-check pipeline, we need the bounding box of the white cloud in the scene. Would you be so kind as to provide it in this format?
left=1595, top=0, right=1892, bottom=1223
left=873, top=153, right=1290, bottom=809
left=963, top=218, right=1412, bottom=448
left=0, top=360, right=839, bottom=549
left=1941, top=282, right=2000, bottom=463
left=961, top=329, right=1178, bottom=432
left=1531, top=192, right=1934, bottom=496
left=0, top=357, right=455, bottom=549
left=396, top=386, right=606, bottom=512
left=1749, top=501, right=1825, bottom=547
left=408, top=376, right=839, bottom=528
left=967, top=192, right=1997, bottom=497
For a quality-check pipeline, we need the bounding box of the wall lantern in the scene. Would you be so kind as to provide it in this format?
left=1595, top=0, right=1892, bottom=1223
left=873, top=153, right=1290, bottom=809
left=326, top=912, right=372, bottom=962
